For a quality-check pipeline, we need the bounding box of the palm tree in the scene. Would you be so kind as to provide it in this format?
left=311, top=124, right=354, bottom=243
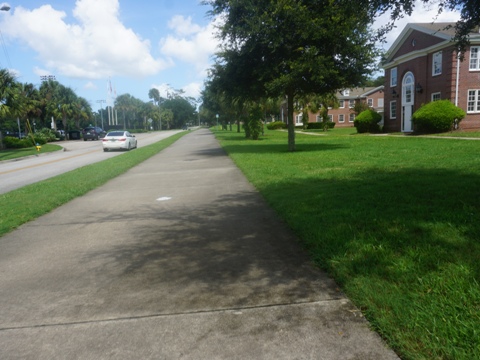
left=0, top=68, right=19, bottom=118
left=53, top=85, right=78, bottom=133
left=73, top=97, right=92, bottom=129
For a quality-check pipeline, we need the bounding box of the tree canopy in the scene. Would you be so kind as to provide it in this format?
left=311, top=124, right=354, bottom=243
left=204, top=0, right=380, bottom=150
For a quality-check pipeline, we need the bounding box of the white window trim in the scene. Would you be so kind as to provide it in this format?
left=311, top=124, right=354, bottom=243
left=349, top=113, right=355, bottom=123
left=349, top=100, right=355, bottom=108
left=390, top=101, right=397, bottom=119
left=339, top=100, right=345, bottom=108
left=470, top=46, right=480, bottom=71
left=390, top=67, right=398, bottom=87
left=432, top=51, right=442, bottom=76
left=367, top=98, right=373, bottom=107
left=431, top=92, right=441, bottom=101
left=338, top=114, right=345, bottom=123
left=467, top=89, right=480, bottom=113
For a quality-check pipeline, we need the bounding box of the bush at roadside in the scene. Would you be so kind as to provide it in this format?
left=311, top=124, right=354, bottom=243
left=3, top=135, right=48, bottom=149
left=266, top=121, right=287, bottom=130
left=412, top=100, right=465, bottom=133
left=307, top=122, right=335, bottom=130
left=354, top=109, right=382, bottom=133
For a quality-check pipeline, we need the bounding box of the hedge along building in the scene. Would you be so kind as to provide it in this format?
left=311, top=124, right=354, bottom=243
left=382, top=23, right=480, bottom=133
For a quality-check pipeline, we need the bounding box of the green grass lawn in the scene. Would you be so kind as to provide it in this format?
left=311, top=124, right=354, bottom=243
left=0, top=132, right=187, bottom=237
left=213, top=128, right=480, bottom=360
left=0, top=143, right=64, bottom=161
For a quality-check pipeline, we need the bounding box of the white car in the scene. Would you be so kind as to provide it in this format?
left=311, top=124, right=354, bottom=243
left=102, top=131, right=137, bottom=151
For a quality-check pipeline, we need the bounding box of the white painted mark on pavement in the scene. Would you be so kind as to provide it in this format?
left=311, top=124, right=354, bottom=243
left=157, top=197, right=172, bottom=201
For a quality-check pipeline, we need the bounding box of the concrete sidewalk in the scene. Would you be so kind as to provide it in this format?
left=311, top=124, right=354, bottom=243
left=0, top=129, right=399, bottom=359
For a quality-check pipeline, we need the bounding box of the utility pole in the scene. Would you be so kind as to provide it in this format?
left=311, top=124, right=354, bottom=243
left=96, top=100, right=106, bottom=129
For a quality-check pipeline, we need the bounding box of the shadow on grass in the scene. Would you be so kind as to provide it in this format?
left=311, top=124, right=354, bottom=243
left=222, top=142, right=350, bottom=154
left=262, top=167, right=480, bottom=279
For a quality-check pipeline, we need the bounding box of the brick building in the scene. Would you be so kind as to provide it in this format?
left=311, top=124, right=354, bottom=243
left=382, top=23, right=480, bottom=132
left=293, top=86, right=385, bottom=128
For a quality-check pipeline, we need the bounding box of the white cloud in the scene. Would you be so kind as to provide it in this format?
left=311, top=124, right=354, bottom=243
left=160, top=16, right=219, bottom=77
left=168, top=15, right=202, bottom=36
left=1, top=0, right=170, bottom=79
left=182, top=82, right=202, bottom=99
left=151, top=81, right=202, bottom=101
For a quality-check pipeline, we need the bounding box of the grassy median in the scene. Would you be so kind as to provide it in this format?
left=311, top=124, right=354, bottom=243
left=0, top=132, right=187, bottom=237
left=0, top=143, right=64, bottom=161
left=213, top=128, right=480, bottom=360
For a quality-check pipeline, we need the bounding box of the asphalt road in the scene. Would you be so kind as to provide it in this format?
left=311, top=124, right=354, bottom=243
left=0, top=130, right=183, bottom=194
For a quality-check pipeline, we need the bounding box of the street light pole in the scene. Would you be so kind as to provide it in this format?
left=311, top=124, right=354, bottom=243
left=96, top=100, right=106, bottom=129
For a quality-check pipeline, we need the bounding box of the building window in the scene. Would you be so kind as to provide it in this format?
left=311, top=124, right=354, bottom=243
left=295, top=114, right=303, bottom=124
left=433, top=51, right=442, bottom=75
left=343, top=90, right=350, bottom=96
left=339, top=100, right=345, bottom=108
left=328, top=114, right=333, bottom=122
left=315, top=115, right=321, bottom=122
left=470, top=47, right=480, bottom=70
left=431, top=92, right=441, bottom=101
left=338, top=114, right=345, bottom=123
left=467, top=90, right=480, bottom=113
left=349, top=113, right=355, bottom=122
left=390, top=101, right=397, bottom=119
left=378, top=98, right=384, bottom=108
left=390, top=67, right=397, bottom=87
left=367, top=98, right=373, bottom=107
left=349, top=99, right=355, bottom=108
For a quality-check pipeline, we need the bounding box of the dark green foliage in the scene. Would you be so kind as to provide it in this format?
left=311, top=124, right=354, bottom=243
left=354, top=109, right=382, bottom=133
left=37, top=128, right=58, bottom=142
left=243, top=105, right=263, bottom=140
left=205, top=0, right=380, bottom=151
left=2, top=136, right=32, bottom=149
left=267, top=121, right=287, bottom=130
left=412, top=100, right=466, bottom=134
left=307, top=122, right=335, bottom=130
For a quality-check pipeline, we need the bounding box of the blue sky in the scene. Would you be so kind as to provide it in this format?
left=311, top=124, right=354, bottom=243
left=0, top=0, right=459, bottom=113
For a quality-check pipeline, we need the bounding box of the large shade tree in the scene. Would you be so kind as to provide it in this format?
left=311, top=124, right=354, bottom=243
left=205, top=0, right=380, bottom=151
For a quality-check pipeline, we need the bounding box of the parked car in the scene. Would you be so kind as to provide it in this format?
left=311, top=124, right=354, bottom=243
left=102, top=131, right=137, bottom=151
left=82, top=126, right=106, bottom=141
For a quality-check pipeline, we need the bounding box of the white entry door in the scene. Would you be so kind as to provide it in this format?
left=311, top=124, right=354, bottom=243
left=402, top=72, right=414, bottom=132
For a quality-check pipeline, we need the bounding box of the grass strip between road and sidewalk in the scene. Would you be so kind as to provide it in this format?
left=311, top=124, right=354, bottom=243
left=0, top=143, right=64, bottom=161
left=212, top=128, right=480, bottom=360
left=0, top=132, right=187, bottom=237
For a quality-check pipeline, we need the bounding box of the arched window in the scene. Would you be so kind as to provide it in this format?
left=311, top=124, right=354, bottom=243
left=402, top=72, right=414, bottom=105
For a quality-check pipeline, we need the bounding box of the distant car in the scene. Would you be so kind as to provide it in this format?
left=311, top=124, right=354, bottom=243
left=102, top=131, right=137, bottom=151
left=82, top=126, right=106, bottom=141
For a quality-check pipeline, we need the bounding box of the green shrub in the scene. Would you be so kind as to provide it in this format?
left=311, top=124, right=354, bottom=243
left=412, top=100, right=466, bottom=134
left=307, top=122, right=335, bottom=130
left=3, top=136, right=33, bottom=149
left=266, top=121, right=287, bottom=130
left=354, top=109, right=382, bottom=133
left=38, top=128, right=58, bottom=142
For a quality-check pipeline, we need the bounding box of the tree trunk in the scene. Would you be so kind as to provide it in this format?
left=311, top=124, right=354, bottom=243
left=286, top=89, right=295, bottom=152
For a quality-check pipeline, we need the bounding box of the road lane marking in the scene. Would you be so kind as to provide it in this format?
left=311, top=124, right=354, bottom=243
left=0, top=149, right=101, bottom=175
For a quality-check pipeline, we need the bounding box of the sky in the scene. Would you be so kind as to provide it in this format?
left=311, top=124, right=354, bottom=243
left=0, top=0, right=460, bottom=113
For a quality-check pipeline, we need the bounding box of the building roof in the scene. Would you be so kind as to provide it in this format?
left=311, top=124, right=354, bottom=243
left=337, top=86, right=384, bottom=99
left=383, top=22, right=480, bottom=67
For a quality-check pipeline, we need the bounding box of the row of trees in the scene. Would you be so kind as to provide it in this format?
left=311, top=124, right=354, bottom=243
left=199, top=0, right=479, bottom=151
left=0, top=68, right=198, bottom=136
